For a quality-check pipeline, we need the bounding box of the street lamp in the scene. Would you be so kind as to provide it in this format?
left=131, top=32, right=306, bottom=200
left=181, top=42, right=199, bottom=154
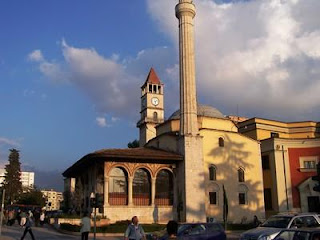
left=90, top=192, right=97, bottom=240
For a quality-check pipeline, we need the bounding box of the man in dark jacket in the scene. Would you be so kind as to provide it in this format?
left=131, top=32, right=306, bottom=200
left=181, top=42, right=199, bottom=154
left=20, top=213, right=35, bottom=240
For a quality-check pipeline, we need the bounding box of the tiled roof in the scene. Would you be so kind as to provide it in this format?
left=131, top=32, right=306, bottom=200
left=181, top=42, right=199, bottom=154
left=144, top=68, right=162, bottom=85
left=63, top=147, right=182, bottom=178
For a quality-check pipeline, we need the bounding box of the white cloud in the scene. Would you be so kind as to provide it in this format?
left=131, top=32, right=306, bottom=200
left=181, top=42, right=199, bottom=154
left=96, top=117, right=107, bottom=127
left=29, top=0, right=320, bottom=121
left=111, top=117, right=119, bottom=123
left=0, top=137, right=20, bottom=147
left=147, top=0, right=320, bottom=120
left=28, top=50, right=44, bottom=62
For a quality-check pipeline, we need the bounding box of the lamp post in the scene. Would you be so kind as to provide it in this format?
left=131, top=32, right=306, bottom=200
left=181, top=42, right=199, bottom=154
left=90, top=192, right=97, bottom=240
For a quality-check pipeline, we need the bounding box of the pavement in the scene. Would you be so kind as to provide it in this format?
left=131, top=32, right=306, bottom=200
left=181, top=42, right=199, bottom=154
left=0, top=224, right=241, bottom=240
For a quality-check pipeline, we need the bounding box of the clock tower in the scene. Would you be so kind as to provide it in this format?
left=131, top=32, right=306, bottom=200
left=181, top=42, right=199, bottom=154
left=137, top=68, right=164, bottom=146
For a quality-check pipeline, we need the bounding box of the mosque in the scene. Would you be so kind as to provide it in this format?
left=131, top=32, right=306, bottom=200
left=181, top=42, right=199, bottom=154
left=63, top=0, right=320, bottom=223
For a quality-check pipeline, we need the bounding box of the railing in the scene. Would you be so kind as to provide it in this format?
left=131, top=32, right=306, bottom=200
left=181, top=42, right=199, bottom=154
left=109, top=193, right=128, bottom=205
left=133, top=193, right=150, bottom=206
left=155, top=197, right=173, bottom=206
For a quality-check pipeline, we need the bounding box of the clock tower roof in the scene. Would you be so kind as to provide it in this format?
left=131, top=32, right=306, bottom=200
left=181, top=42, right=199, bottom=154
left=142, top=68, right=162, bottom=87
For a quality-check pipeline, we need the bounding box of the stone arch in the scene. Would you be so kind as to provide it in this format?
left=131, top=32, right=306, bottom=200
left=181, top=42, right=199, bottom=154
left=108, top=167, right=128, bottom=205
left=133, top=165, right=154, bottom=178
left=106, top=163, right=131, bottom=178
left=133, top=168, right=151, bottom=205
left=155, top=169, right=174, bottom=205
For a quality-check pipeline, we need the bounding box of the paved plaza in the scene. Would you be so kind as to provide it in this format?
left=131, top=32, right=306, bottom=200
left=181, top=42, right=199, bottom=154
left=0, top=224, right=121, bottom=240
left=0, top=224, right=241, bottom=240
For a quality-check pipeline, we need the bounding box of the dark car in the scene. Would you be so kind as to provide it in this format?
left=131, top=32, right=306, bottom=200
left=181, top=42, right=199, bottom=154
left=274, top=228, right=320, bottom=240
left=147, top=222, right=226, bottom=240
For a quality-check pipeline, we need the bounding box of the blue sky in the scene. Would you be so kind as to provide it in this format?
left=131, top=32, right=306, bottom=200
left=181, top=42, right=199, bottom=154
left=1, top=0, right=320, bottom=190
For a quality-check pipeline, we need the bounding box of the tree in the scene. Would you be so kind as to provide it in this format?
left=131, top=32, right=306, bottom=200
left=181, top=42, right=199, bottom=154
left=128, top=139, right=139, bottom=148
left=3, top=149, right=22, bottom=204
left=17, top=188, right=46, bottom=207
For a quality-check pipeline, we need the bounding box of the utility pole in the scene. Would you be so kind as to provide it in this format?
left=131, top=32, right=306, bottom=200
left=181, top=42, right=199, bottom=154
left=0, top=189, right=5, bottom=236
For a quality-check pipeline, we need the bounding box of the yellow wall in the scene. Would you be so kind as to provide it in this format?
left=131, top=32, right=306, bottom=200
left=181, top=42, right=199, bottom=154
left=201, top=128, right=265, bottom=223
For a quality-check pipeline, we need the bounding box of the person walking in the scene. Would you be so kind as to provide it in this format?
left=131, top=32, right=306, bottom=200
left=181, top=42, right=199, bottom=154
left=80, top=212, right=91, bottom=240
left=166, top=220, right=178, bottom=239
left=124, top=216, right=146, bottom=240
left=20, top=211, right=27, bottom=226
left=20, top=212, right=35, bottom=240
left=39, top=211, right=45, bottom=227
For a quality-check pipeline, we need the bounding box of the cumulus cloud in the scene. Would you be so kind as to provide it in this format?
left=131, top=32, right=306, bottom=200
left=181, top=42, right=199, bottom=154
left=147, top=0, right=320, bottom=120
left=29, top=40, right=177, bottom=119
left=29, top=0, right=320, bottom=121
left=0, top=137, right=20, bottom=147
left=96, top=117, right=107, bottom=127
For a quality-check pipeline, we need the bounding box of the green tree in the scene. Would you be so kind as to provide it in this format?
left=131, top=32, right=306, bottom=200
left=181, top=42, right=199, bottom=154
left=17, top=188, right=46, bottom=207
left=127, top=139, right=139, bottom=148
left=3, top=149, right=22, bottom=204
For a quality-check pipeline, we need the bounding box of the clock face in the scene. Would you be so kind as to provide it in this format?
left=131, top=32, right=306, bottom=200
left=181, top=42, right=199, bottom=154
left=151, top=97, right=159, bottom=106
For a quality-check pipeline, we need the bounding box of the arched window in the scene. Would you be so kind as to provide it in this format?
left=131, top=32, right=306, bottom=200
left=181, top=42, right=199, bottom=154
left=153, top=112, right=158, bottom=121
left=209, top=165, right=216, bottom=181
left=238, top=168, right=245, bottom=182
left=133, top=169, right=151, bottom=206
left=109, top=167, right=128, bottom=205
left=219, top=137, right=224, bottom=147
left=155, top=170, right=173, bottom=206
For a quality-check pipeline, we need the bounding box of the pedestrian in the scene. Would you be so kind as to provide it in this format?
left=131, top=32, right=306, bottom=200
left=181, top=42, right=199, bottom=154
left=40, top=211, right=45, bottom=227
left=34, top=209, right=40, bottom=227
left=166, top=220, right=178, bottom=239
left=17, top=209, right=21, bottom=226
left=80, top=212, right=91, bottom=240
left=20, top=212, right=35, bottom=240
left=124, top=216, right=146, bottom=240
left=253, top=215, right=261, bottom=228
left=20, top=211, right=27, bottom=226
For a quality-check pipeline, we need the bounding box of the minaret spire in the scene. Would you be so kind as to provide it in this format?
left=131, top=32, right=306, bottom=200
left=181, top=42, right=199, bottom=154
left=176, top=0, right=198, bottom=136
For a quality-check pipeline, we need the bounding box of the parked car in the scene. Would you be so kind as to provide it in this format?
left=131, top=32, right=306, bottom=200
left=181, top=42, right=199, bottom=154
left=274, top=228, right=320, bottom=240
left=147, top=222, right=226, bottom=240
left=240, top=213, right=320, bottom=240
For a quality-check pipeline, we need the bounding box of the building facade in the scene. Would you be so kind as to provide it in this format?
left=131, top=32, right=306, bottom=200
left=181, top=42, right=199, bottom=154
left=0, top=169, right=34, bottom=189
left=42, top=189, right=64, bottom=211
left=238, top=118, right=320, bottom=216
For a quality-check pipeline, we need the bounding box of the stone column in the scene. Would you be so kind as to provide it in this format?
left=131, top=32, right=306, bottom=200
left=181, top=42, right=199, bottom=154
left=151, top=177, right=156, bottom=206
left=104, top=177, right=109, bottom=207
left=128, top=176, right=133, bottom=206
left=176, top=0, right=198, bottom=136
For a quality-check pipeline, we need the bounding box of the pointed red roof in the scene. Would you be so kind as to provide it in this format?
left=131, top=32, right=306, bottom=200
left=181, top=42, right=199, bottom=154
left=144, top=68, right=162, bottom=85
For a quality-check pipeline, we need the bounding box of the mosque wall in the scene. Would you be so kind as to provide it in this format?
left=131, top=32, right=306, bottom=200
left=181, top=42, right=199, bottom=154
left=201, top=128, right=265, bottom=223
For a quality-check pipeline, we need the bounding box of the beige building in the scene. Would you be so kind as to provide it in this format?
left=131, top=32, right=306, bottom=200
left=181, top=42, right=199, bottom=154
left=42, top=189, right=64, bottom=211
left=63, top=0, right=266, bottom=224
left=238, top=118, right=320, bottom=217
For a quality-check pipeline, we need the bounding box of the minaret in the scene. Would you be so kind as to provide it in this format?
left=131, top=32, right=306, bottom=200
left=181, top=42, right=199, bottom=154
left=176, top=0, right=199, bottom=136
left=176, top=0, right=206, bottom=222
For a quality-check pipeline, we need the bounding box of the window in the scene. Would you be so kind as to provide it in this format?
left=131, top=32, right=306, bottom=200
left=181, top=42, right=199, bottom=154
left=133, top=169, right=151, bottom=206
left=209, top=165, right=216, bottom=181
left=218, top=137, right=224, bottom=147
left=149, top=84, right=152, bottom=93
left=262, top=155, right=270, bottom=170
left=153, top=112, right=158, bottom=121
left=153, top=85, right=157, bottom=93
left=271, top=132, right=279, bottom=138
left=303, top=161, right=316, bottom=169
left=238, top=168, right=245, bottom=182
left=109, top=167, right=128, bottom=205
left=209, top=192, right=217, bottom=205
left=239, top=193, right=246, bottom=205
left=299, top=156, right=318, bottom=172
left=155, top=170, right=173, bottom=206
left=158, top=86, right=161, bottom=93
left=264, top=188, right=272, bottom=210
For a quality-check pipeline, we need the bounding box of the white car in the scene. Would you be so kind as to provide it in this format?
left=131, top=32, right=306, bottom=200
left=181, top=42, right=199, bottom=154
left=240, top=213, right=320, bottom=240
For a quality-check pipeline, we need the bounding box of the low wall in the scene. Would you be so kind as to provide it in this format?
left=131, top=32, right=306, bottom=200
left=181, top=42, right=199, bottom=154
left=104, top=206, right=174, bottom=224
left=49, top=218, right=109, bottom=227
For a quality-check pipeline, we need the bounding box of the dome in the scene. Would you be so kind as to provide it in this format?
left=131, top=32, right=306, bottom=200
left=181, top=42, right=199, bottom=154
left=169, top=104, right=225, bottom=120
